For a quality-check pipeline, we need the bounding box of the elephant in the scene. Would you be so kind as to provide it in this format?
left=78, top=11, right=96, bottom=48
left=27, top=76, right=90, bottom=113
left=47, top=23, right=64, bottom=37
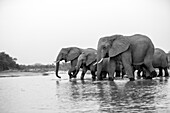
left=55, top=47, right=83, bottom=79
left=73, top=48, right=97, bottom=80
left=96, top=58, right=125, bottom=79
left=96, top=34, right=157, bottom=81
left=55, top=47, right=97, bottom=79
left=153, top=48, right=169, bottom=77
left=99, top=59, right=125, bottom=79
left=73, top=48, right=125, bottom=80
left=137, top=48, right=169, bottom=78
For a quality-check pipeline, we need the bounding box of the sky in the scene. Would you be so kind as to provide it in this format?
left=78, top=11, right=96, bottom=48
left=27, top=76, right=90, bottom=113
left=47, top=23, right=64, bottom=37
left=0, top=0, right=170, bottom=65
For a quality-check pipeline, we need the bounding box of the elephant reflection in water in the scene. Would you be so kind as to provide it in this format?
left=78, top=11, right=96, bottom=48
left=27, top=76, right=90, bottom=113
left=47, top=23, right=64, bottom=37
left=95, top=80, right=157, bottom=112
left=55, top=47, right=96, bottom=79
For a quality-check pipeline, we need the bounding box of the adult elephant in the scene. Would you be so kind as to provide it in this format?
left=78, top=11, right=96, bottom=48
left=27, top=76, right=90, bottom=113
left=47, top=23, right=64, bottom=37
left=137, top=48, right=169, bottom=78
left=55, top=47, right=83, bottom=79
left=97, top=34, right=157, bottom=81
left=73, top=48, right=97, bottom=80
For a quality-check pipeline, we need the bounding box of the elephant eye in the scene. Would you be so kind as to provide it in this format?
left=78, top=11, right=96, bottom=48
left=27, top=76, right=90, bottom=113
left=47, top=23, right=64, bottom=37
left=103, top=46, right=106, bottom=50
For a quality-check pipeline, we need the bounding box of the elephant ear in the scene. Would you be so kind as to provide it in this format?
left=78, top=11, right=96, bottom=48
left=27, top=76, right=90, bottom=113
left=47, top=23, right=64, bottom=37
left=109, top=37, right=130, bottom=57
left=86, top=52, right=97, bottom=66
left=67, top=48, right=81, bottom=61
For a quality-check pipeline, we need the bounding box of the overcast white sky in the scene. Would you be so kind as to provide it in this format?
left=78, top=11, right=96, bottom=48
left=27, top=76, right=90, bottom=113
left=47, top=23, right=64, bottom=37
left=0, top=0, right=170, bottom=65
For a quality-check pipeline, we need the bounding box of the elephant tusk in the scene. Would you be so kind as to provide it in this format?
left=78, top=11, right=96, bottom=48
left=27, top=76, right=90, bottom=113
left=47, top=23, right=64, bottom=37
left=93, top=62, right=97, bottom=66
left=98, top=58, right=103, bottom=64
left=54, top=60, right=60, bottom=63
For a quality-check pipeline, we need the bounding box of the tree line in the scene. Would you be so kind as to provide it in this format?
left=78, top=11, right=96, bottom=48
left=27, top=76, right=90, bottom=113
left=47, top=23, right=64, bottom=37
left=0, top=52, right=71, bottom=72
left=19, top=62, right=71, bottom=72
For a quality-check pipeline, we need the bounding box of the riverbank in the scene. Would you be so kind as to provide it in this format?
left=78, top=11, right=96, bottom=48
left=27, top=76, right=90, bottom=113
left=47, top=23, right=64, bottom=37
left=0, top=70, right=55, bottom=78
left=0, top=70, right=41, bottom=78
left=0, top=70, right=69, bottom=78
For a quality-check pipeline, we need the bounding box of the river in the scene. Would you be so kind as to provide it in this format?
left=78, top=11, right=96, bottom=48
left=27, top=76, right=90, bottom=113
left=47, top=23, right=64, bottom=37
left=0, top=72, right=170, bottom=113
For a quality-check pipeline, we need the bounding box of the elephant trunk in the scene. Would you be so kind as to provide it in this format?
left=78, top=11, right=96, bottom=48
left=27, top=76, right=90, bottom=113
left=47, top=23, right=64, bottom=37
left=55, top=61, right=61, bottom=78
left=72, top=60, right=82, bottom=77
left=97, top=54, right=104, bottom=80
left=72, top=66, right=79, bottom=78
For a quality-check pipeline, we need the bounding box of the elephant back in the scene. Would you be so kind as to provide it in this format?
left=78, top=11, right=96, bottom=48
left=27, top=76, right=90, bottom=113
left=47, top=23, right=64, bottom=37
left=67, top=47, right=82, bottom=61
left=83, top=48, right=97, bottom=66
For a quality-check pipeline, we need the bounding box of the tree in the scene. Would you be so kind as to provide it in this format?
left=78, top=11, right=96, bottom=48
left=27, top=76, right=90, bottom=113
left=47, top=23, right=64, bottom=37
left=0, top=52, right=20, bottom=71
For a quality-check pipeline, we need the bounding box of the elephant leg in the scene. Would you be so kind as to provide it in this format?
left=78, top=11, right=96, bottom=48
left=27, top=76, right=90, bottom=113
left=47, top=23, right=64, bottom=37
left=97, top=63, right=103, bottom=80
left=91, top=71, right=96, bottom=81
left=136, top=65, right=145, bottom=79
left=68, top=67, right=76, bottom=79
left=122, top=52, right=134, bottom=81
left=121, top=68, right=126, bottom=79
left=142, top=68, right=147, bottom=79
left=158, top=68, right=163, bottom=77
left=80, top=66, right=87, bottom=80
left=115, top=70, right=121, bottom=78
left=68, top=60, right=78, bottom=79
left=90, top=65, right=96, bottom=81
left=137, top=70, right=141, bottom=79
left=108, top=58, right=116, bottom=81
left=164, top=68, right=169, bottom=77
left=144, top=57, right=157, bottom=79
left=102, top=72, right=107, bottom=79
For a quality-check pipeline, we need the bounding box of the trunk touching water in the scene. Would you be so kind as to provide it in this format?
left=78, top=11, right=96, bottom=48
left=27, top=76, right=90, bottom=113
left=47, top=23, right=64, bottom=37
left=55, top=54, right=62, bottom=78
left=55, top=61, right=61, bottom=78
left=72, top=60, right=82, bottom=77
left=97, top=51, right=104, bottom=80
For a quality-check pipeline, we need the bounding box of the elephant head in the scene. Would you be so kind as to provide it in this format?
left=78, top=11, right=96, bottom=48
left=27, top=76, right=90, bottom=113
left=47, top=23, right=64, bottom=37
left=97, top=35, right=130, bottom=80
left=55, top=47, right=82, bottom=78
left=76, top=51, right=97, bottom=70
left=97, top=35, right=130, bottom=63
left=73, top=48, right=97, bottom=77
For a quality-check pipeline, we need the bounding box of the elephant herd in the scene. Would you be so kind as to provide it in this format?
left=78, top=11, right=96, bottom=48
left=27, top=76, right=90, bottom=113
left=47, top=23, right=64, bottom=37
left=55, top=34, right=169, bottom=81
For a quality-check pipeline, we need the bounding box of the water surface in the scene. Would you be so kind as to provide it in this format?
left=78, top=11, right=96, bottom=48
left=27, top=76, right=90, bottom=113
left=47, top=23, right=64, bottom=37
left=0, top=72, right=170, bottom=113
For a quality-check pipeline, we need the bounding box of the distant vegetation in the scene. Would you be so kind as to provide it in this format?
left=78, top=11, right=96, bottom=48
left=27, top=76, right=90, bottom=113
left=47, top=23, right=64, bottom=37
left=0, top=52, right=20, bottom=71
left=0, top=52, right=71, bottom=72
left=19, top=62, right=71, bottom=72
left=19, top=63, right=55, bottom=72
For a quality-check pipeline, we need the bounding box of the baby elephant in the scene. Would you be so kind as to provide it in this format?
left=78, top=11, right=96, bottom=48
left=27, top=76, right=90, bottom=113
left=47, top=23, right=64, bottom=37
left=72, top=49, right=97, bottom=80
